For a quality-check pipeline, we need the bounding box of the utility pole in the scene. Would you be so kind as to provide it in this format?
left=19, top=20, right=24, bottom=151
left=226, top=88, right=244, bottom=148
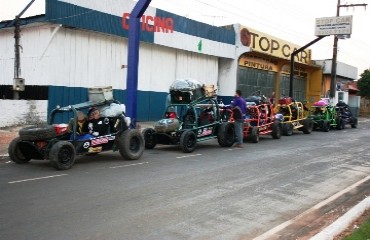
left=5, top=0, right=36, bottom=99
left=330, top=0, right=367, bottom=99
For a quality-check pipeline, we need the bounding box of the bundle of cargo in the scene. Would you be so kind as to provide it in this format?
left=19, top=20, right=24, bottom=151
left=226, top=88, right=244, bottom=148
left=204, top=84, right=217, bottom=97
left=313, top=98, right=330, bottom=107
left=278, top=97, right=292, bottom=105
left=169, top=79, right=206, bottom=103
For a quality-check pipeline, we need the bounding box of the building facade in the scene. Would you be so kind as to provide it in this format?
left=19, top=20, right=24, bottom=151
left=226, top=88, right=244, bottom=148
left=0, top=0, right=333, bottom=124
left=315, top=60, right=359, bottom=115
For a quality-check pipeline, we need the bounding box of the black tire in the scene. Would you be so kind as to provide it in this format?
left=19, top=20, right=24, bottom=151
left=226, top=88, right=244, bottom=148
left=336, top=117, right=344, bottom=130
left=351, top=118, right=358, bottom=128
left=271, top=121, right=281, bottom=139
left=142, top=128, right=157, bottom=149
left=217, top=122, right=235, bottom=147
left=118, top=129, right=145, bottom=160
left=301, top=118, right=313, bottom=134
left=322, top=120, right=330, bottom=132
left=282, top=123, right=293, bottom=136
left=180, top=130, right=197, bottom=153
left=19, top=125, right=56, bottom=141
left=49, top=141, right=76, bottom=170
left=8, top=137, right=31, bottom=164
left=249, top=126, right=259, bottom=143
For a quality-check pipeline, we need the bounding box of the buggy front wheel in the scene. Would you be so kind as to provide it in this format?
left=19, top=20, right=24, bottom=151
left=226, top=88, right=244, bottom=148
left=217, top=122, right=235, bottom=147
left=322, top=120, right=330, bottom=132
left=249, top=126, right=259, bottom=143
left=180, top=130, right=197, bottom=153
left=271, top=121, right=281, bottom=139
left=336, top=117, right=345, bottom=130
left=282, top=123, right=293, bottom=136
left=49, top=141, right=76, bottom=170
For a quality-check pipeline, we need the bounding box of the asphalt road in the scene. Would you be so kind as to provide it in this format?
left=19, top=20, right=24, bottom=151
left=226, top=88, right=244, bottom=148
left=1, top=122, right=369, bottom=240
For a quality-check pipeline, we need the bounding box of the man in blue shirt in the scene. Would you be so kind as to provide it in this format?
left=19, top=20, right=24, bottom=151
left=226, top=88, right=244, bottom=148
left=230, top=90, right=246, bottom=148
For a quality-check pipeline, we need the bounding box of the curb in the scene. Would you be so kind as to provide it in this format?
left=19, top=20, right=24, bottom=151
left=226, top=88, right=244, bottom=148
left=310, top=197, right=370, bottom=240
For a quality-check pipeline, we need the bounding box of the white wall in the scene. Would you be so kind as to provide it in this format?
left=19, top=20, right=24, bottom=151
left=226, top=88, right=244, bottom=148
left=139, top=43, right=219, bottom=92
left=218, top=58, right=237, bottom=96
left=1, top=24, right=220, bottom=93
left=315, top=60, right=358, bottom=80
left=335, top=91, right=349, bottom=105
left=0, top=100, right=48, bottom=127
left=348, top=95, right=360, bottom=108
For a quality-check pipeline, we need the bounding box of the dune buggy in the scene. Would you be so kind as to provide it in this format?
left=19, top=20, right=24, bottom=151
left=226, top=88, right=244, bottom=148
left=335, top=102, right=358, bottom=129
left=8, top=99, right=144, bottom=170
left=275, top=97, right=313, bottom=136
left=235, top=94, right=281, bottom=143
left=142, top=95, right=235, bottom=153
left=308, top=99, right=344, bottom=132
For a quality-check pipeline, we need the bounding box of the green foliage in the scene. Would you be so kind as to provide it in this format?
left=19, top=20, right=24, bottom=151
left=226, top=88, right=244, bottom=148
left=357, top=69, right=370, bottom=98
left=343, top=216, right=370, bottom=240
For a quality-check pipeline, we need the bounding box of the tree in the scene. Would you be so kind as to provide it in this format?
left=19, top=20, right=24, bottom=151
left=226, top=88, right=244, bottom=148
left=357, top=69, right=370, bottom=98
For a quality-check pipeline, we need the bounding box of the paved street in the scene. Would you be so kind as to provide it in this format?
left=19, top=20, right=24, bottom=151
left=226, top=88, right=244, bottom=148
left=1, top=121, right=369, bottom=240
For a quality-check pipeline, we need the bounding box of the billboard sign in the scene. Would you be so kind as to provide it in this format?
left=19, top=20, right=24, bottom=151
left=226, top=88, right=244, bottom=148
left=239, top=26, right=311, bottom=64
left=315, top=15, right=353, bottom=36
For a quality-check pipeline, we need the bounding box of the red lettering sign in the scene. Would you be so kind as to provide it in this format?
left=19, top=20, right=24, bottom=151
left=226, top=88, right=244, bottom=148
left=122, top=13, right=174, bottom=33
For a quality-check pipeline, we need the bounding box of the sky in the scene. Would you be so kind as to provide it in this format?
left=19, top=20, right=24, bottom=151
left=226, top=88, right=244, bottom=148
left=1, top=0, right=369, bottom=78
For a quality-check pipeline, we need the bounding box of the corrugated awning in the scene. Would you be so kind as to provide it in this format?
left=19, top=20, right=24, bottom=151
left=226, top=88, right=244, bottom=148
left=348, top=84, right=359, bottom=91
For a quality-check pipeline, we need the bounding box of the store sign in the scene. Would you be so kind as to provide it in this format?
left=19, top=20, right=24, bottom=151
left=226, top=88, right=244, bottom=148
left=122, top=13, right=174, bottom=33
left=315, top=16, right=352, bottom=36
left=240, top=27, right=311, bottom=64
left=239, top=54, right=279, bottom=72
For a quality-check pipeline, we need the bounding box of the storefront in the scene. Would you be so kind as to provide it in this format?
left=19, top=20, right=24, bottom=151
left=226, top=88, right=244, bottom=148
left=234, top=26, right=322, bottom=103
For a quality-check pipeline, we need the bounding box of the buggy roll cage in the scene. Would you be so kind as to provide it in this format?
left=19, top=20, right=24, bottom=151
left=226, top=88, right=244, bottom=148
left=48, top=99, right=128, bottom=140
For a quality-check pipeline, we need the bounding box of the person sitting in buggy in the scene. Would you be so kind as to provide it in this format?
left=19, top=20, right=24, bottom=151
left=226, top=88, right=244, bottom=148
left=314, top=107, right=326, bottom=115
left=183, top=107, right=196, bottom=129
left=199, top=107, right=214, bottom=126
left=68, top=111, right=87, bottom=135
left=85, top=107, right=109, bottom=137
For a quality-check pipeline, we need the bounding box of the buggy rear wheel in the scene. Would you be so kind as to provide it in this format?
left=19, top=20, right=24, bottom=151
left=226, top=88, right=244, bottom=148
left=118, top=129, right=145, bottom=160
left=8, top=137, right=31, bottom=164
left=142, top=128, right=157, bottom=149
left=49, top=141, right=76, bottom=170
left=301, top=119, right=313, bottom=134
left=180, top=130, right=197, bottom=153
left=351, top=118, right=358, bottom=128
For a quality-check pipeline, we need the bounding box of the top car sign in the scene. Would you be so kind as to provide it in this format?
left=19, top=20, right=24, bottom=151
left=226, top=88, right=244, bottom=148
left=315, top=15, right=353, bottom=36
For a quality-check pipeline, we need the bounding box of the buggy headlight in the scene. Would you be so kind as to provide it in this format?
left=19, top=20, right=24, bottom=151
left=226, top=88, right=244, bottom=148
left=124, top=117, right=131, bottom=127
